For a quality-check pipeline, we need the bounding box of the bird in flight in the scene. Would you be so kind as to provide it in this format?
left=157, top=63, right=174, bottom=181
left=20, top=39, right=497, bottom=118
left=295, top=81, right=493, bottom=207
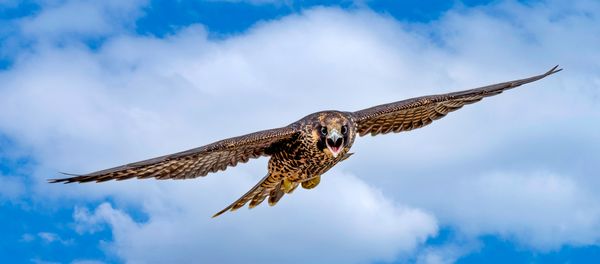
left=50, top=66, right=561, bottom=217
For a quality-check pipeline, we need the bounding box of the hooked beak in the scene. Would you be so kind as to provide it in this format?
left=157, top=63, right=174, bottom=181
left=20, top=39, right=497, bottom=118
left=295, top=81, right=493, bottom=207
left=326, top=129, right=344, bottom=157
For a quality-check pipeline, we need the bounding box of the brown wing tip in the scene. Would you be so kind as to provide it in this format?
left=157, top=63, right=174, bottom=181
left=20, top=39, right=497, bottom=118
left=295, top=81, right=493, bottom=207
left=212, top=208, right=230, bottom=218
left=510, top=65, right=562, bottom=88
left=47, top=172, right=84, bottom=184
left=212, top=204, right=240, bottom=218
left=546, top=65, right=563, bottom=76
left=47, top=178, right=64, bottom=184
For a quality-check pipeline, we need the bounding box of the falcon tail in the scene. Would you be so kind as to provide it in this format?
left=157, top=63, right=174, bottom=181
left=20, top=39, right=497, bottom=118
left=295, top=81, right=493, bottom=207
left=212, top=173, right=283, bottom=218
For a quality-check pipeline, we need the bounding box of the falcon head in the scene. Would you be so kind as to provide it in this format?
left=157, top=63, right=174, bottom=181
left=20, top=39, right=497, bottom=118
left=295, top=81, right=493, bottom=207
left=314, top=113, right=352, bottom=158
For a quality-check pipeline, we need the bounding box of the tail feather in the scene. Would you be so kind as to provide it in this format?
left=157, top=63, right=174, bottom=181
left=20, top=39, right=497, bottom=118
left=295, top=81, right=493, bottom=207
left=212, top=173, right=282, bottom=218
left=249, top=190, right=268, bottom=209
left=268, top=183, right=285, bottom=206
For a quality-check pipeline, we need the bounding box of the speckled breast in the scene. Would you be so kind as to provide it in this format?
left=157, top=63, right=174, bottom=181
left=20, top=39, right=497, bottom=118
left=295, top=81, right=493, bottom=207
left=268, top=125, right=353, bottom=182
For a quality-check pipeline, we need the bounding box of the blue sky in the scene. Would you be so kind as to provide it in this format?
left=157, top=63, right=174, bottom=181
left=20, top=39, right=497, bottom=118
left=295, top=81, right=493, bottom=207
left=0, top=0, right=599, bottom=263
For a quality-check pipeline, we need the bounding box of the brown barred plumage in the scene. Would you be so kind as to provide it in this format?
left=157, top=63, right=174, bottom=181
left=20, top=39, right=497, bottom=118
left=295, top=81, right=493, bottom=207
left=50, top=66, right=561, bottom=217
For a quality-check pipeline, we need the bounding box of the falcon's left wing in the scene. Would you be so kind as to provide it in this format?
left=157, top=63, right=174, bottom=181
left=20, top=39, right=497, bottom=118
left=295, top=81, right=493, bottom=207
left=352, top=66, right=561, bottom=136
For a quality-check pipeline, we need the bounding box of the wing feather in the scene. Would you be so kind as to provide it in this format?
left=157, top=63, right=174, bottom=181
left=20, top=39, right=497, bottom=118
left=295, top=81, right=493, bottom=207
left=50, top=126, right=299, bottom=183
left=353, top=66, right=561, bottom=136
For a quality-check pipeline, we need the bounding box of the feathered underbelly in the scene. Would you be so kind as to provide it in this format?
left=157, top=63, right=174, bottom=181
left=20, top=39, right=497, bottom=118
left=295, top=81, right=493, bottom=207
left=269, top=147, right=345, bottom=182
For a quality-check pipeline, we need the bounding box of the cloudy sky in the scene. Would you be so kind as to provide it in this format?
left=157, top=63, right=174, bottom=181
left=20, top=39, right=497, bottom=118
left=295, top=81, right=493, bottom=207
left=0, top=0, right=599, bottom=263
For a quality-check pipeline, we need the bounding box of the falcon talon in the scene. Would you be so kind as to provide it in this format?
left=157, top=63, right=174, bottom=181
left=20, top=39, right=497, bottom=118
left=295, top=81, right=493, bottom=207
left=49, top=66, right=562, bottom=218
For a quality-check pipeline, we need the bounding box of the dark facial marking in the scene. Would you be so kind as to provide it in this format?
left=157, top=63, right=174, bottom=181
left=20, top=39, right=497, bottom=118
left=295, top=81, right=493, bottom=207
left=316, top=125, right=327, bottom=151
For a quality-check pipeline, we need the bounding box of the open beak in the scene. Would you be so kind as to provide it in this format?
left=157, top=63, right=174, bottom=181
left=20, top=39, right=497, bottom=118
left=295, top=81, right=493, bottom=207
left=326, top=129, right=344, bottom=157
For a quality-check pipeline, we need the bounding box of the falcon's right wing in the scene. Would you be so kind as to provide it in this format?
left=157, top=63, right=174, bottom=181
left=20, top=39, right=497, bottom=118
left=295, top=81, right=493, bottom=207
left=50, top=126, right=299, bottom=183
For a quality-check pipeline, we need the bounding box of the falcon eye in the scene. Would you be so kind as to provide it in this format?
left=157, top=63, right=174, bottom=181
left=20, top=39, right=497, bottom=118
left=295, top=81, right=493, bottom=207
left=320, top=126, right=328, bottom=136
left=341, top=125, right=347, bottom=135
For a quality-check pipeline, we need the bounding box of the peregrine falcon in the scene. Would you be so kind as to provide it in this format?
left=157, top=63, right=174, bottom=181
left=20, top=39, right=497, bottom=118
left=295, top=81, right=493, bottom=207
left=50, top=66, right=562, bottom=217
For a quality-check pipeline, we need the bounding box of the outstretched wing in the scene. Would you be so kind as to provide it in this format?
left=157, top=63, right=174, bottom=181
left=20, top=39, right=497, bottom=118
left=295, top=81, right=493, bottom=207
left=352, top=66, right=561, bottom=136
left=49, top=126, right=299, bottom=183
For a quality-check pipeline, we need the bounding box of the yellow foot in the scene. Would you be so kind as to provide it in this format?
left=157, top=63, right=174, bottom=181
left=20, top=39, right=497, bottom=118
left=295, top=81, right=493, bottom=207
left=282, top=178, right=299, bottom=194
left=301, top=176, right=320, bottom=189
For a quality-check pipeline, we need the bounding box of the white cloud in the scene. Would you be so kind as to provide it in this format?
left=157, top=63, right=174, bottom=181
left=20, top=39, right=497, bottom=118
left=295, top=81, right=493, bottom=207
left=416, top=245, right=470, bottom=264
left=18, top=0, right=147, bottom=40
left=33, top=231, right=74, bottom=245
left=444, top=172, right=600, bottom=248
left=0, top=175, right=25, bottom=200
left=75, top=173, right=436, bottom=263
left=0, top=0, right=600, bottom=262
left=38, top=232, right=60, bottom=243
left=20, top=233, right=36, bottom=242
